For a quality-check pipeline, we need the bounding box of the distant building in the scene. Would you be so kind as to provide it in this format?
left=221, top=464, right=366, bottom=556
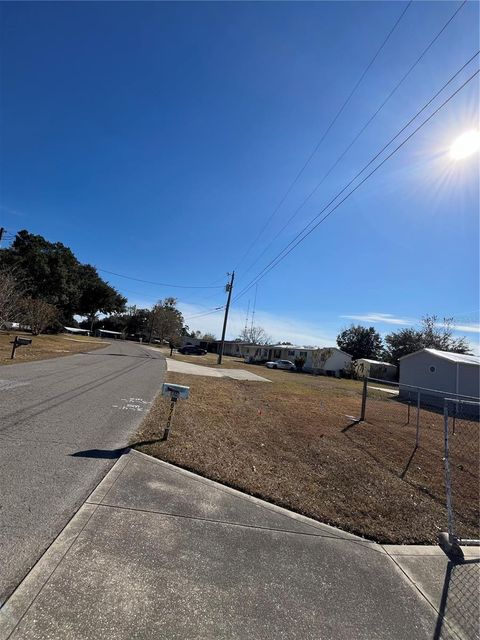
left=64, top=326, right=90, bottom=336
left=399, top=348, right=480, bottom=406
left=354, top=358, right=397, bottom=381
left=95, top=329, right=123, bottom=339
left=244, top=344, right=351, bottom=377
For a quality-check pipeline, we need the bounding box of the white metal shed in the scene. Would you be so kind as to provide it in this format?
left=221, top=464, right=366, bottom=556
left=399, top=348, right=480, bottom=403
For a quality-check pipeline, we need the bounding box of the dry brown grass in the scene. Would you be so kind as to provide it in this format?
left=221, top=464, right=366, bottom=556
left=132, top=364, right=479, bottom=544
left=0, top=332, right=108, bottom=365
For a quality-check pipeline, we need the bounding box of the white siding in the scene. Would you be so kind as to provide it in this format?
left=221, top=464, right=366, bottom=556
left=308, top=348, right=351, bottom=376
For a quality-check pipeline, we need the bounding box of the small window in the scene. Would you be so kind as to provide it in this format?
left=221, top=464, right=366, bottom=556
left=288, top=350, right=295, bottom=356
left=429, top=365, right=436, bottom=373
left=300, top=351, right=307, bottom=358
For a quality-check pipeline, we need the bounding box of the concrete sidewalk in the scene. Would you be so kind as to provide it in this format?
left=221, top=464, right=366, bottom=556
left=1, top=450, right=478, bottom=639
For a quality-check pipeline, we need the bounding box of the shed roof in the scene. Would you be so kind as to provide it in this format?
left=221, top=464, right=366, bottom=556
left=357, top=358, right=397, bottom=367
left=399, top=348, right=480, bottom=366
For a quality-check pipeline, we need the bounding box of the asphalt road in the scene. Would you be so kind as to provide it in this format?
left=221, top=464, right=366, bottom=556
left=0, top=340, right=166, bottom=605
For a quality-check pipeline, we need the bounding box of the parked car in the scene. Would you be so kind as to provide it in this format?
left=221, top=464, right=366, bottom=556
left=178, top=345, right=207, bottom=355
left=265, top=359, right=296, bottom=371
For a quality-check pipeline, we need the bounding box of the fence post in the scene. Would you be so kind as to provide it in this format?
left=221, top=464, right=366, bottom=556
left=415, top=389, right=420, bottom=448
left=407, top=392, right=411, bottom=425
left=360, top=377, right=368, bottom=421
left=443, top=402, right=454, bottom=541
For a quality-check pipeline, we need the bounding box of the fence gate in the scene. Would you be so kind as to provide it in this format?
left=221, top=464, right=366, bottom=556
left=440, top=398, right=480, bottom=559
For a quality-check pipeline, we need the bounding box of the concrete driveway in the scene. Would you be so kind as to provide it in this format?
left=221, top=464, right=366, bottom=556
left=2, top=450, right=475, bottom=640
left=166, top=357, right=271, bottom=381
left=0, top=341, right=166, bottom=605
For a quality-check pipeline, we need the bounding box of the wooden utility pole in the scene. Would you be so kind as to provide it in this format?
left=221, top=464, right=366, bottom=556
left=217, top=271, right=235, bottom=365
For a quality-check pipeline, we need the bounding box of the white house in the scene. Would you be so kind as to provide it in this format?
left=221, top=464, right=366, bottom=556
left=308, top=347, right=352, bottom=376
left=354, top=358, right=397, bottom=381
left=399, top=348, right=480, bottom=405
left=244, top=344, right=351, bottom=376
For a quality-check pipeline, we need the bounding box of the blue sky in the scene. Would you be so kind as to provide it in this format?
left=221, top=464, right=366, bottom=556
left=1, top=1, right=479, bottom=348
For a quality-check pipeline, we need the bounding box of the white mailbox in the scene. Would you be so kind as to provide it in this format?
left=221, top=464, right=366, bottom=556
left=162, top=383, right=190, bottom=400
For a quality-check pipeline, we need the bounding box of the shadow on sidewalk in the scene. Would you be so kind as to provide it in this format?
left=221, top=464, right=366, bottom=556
left=70, top=440, right=165, bottom=459
left=70, top=447, right=129, bottom=459
left=433, top=557, right=480, bottom=640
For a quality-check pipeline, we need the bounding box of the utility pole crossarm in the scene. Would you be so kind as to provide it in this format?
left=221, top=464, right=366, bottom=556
left=217, top=271, right=235, bottom=365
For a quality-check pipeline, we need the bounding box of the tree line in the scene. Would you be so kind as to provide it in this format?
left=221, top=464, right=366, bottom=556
left=0, top=230, right=186, bottom=342
left=0, top=230, right=127, bottom=334
left=336, top=316, right=470, bottom=366
left=1, top=230, right=471, bottom=357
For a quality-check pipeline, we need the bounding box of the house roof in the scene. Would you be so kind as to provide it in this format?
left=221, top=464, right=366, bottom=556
left=64, top=326, right=90, bottom=334
left=358, top=358, right=396, bottom=367
left=399, top=348, right=480, bottom=366
left=271, top=345, right=310, bottom=350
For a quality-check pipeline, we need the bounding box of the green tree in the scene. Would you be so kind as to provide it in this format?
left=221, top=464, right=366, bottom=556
left=201, top=332, right=216, bottom=342
left=384, top=315, right=470, bottom=364
left=0, top=230, right=82, bottom=324
left=77, top=265, right=126, bottom=331
left=336, top=325, right=383, bottom=360
left=149, top=298, right=184, bottom=343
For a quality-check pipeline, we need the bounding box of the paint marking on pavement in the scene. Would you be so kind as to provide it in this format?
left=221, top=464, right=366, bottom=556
left=0, top=380, right=31, bottom=391
left=112, top=397, right=152, bottom=412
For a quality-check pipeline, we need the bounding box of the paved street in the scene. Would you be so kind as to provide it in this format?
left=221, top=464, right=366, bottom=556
left=0, top=341, right=166, bottom=605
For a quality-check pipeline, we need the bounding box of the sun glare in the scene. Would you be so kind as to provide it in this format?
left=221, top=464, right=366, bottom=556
left=449, top=130, right=480, bottom=160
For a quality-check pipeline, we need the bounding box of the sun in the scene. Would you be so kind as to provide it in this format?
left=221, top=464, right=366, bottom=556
left=449, top=129, right=480, bottom=160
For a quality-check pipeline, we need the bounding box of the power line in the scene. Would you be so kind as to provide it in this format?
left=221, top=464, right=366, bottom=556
left=239, top=0, right=468, bottom=281
left=233, top=66, right=479, bottom=303
left=183, top=306, right=225, bottom=321
left=2, top=231, right=227, bottom=309
left=3, top=232, right=225, bottom=290
left=233, top=0, right=413, bottom=271
left=97, top=268, right=225, bottom=290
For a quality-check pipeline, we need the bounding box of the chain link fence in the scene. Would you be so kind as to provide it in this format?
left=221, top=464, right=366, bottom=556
left=440, top=398, right=480, bottom=557
left=349, top=378, right=479, bottom=550
left=357, top=377, right=478, bottom=446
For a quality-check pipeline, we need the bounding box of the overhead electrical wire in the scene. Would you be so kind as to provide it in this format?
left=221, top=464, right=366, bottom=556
left=233, top=0, right=413, bottom=272
left=232, top=64, right=479, bottom=303
left=3, top=231, right=228, bottom=317
left=97, top=268, right=225, bottom=290
left=183, top=306, right=225, bottom=321
left=239, top=0, right=469, bottom=280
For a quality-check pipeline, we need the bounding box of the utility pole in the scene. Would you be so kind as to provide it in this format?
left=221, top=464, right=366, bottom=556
left=0, top=228, right=5, bottom=246
left=217, top=271, right=235, bottom=365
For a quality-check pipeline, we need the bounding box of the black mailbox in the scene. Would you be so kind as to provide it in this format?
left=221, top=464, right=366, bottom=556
left=10, top=336, right=33, bottom=359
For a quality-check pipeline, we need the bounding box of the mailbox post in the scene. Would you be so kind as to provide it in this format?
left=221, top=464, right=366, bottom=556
left=161, top=383, right=189, bottom=440
left=10, top=336, right=32, bottom=359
